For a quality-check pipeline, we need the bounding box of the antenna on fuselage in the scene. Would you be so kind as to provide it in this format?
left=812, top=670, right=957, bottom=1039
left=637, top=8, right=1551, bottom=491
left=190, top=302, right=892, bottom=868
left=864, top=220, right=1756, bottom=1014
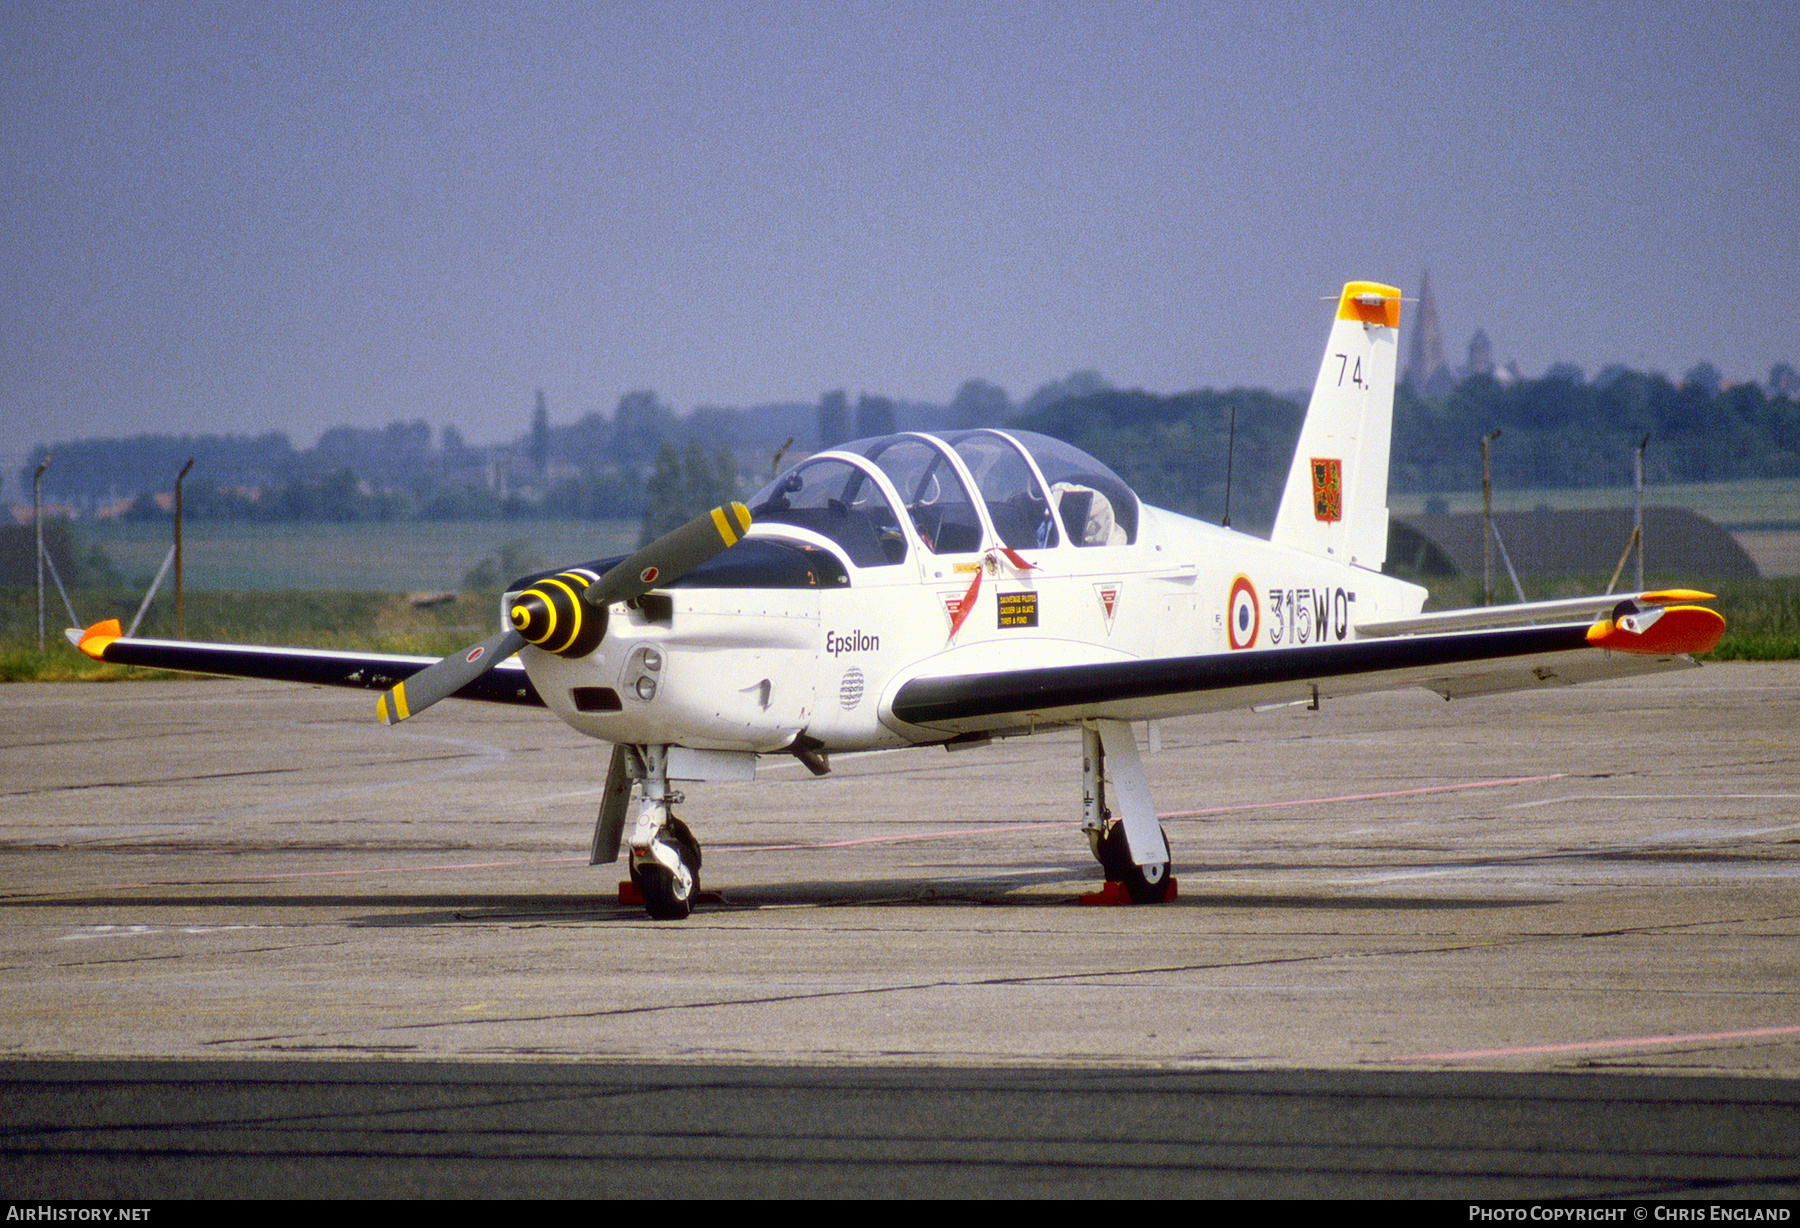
left=771, top=437, right=794, bottom=477
left=1220, top=401, right=1236, bottom=528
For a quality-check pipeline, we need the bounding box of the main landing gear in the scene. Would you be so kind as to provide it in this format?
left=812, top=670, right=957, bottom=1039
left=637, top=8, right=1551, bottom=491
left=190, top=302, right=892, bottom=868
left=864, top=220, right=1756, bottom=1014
left=592, top=722, right=1176, bottom=918
left=1080, top=720, right=1176, bottom=905
left=594, top=743, right=704, bottom=920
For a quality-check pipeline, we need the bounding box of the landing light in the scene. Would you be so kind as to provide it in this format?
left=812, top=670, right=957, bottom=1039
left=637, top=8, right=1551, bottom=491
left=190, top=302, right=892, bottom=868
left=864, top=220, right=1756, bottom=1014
left=628, top=644, right=664, bottom=703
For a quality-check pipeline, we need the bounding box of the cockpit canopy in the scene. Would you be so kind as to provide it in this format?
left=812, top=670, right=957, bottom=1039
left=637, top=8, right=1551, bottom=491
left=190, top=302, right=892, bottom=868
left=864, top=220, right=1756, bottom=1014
left=748, top=429, right=1139, bottom=568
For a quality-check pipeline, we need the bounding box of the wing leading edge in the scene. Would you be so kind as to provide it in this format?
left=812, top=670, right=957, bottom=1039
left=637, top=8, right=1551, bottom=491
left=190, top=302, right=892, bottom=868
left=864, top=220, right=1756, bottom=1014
left=68, top=620, right=543, bottom=708
left=890, top=602, right=1724, bottom=736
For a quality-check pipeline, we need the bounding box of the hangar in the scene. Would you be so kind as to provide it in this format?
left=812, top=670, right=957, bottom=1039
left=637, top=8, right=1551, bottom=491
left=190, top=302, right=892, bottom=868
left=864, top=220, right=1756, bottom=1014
left=1391, top=507, right=1759, bottom=581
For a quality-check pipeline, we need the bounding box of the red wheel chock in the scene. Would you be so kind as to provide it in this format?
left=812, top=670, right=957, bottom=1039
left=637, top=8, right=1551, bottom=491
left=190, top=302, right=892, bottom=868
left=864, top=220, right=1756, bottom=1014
left=1078, top=877, right=1178, bottom=906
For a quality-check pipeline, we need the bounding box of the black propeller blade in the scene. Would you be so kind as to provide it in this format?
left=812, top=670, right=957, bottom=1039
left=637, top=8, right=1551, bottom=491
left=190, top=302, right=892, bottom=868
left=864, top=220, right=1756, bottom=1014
left=584, top=502, right=752, bottom=608
left=377, top=501, right=751, bottom=726
left=376, top=625, right=525, bottom=726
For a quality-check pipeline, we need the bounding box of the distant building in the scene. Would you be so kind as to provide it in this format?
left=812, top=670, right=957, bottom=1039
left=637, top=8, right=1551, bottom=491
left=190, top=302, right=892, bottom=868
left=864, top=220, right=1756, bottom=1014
left=1391, top=508, right=1758, bottom=581
left=1457, top=329, right=1520, bottom=386
left=1465, top=328, right=1493, bottom=378
left=1405, top=274, right=1522, bottom=393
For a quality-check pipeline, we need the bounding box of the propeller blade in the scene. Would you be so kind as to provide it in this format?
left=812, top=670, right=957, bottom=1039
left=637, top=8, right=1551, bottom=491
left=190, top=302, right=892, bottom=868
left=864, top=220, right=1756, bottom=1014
left=380, top=502, right=750, bottom=726
left=584, top=502, right=751, bottom=607
left=377, top=626, right=526, bottom=726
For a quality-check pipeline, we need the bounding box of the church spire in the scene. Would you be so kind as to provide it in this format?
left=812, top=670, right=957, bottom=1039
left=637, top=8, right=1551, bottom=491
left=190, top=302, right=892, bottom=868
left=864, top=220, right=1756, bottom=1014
left=1403, top=271, right=1450, bottom=397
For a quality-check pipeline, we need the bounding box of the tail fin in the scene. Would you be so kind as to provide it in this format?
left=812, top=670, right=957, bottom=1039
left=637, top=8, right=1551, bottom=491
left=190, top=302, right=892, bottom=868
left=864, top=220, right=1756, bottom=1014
left=1269, top=281, right=1402, bottom=571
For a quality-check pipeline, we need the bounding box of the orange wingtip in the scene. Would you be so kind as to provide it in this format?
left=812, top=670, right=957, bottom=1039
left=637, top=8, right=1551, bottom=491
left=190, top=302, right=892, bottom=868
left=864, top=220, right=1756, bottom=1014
left=76, top=619, right=123, bottom=660
left=1586, top=605, right=1725, bottom=655
left=1638, top=588, right=1715, bottom=604
left=1337, top=281, right=1402, bottom=328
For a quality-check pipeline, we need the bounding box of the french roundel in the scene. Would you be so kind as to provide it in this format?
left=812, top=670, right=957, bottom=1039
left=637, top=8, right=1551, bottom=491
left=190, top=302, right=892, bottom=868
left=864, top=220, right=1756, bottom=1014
left=1227, top=575, right=1259, bottom=650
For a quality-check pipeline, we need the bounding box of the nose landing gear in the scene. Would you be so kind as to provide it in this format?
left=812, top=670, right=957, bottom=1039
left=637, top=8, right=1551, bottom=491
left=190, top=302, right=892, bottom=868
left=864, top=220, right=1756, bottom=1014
left=633, top=814, right=702, bottom=921
left=601, top=744, right=707, bottom=921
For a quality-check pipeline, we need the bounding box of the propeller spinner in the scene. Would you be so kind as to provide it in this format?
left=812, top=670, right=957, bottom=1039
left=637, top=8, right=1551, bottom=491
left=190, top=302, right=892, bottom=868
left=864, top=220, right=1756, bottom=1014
left=376, top=501, right=751, bottom=726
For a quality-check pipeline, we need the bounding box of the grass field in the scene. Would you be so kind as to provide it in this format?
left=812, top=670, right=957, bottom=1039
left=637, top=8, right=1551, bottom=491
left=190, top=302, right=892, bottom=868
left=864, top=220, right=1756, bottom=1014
left=1703, top=577, right=1800, bottom=659
left=80, top=518, right=641, bottom=592
left=0, top=585, right=484, bottom=682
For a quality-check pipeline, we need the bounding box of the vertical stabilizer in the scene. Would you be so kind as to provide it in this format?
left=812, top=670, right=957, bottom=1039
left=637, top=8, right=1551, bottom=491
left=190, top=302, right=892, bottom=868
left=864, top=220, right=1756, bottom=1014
left=1269, top=281, right=1402, bottom=570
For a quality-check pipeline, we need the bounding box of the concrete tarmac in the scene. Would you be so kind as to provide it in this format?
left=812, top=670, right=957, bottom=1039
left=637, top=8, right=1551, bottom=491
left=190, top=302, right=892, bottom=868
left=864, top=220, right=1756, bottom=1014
left=2, top=663, right=1797, bottom=1196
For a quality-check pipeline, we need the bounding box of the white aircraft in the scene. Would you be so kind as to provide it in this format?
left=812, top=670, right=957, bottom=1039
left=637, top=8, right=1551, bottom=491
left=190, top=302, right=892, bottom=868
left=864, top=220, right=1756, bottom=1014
left=71, top=281, right=1725, bottom=919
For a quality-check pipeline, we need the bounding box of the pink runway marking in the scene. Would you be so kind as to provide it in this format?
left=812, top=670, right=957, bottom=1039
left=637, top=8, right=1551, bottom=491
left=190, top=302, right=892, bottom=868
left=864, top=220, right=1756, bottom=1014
left=237, top=856, right=590, bottom=878
left=99, top=855, right=590, bottom=888
left=1158, top=773, right=1566, bottom=819
left=720, top=774, right=1567, bottom=853
left=1393, top=1024, right=1800, bottom=1062
left=715, top=822, right=1060, bottom=853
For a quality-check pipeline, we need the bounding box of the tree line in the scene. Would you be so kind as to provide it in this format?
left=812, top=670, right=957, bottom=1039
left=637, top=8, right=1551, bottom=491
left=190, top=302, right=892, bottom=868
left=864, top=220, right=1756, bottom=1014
left=19, top=367, right=1798, bottom=541
left=1017, top=370, right=1797, bottom=532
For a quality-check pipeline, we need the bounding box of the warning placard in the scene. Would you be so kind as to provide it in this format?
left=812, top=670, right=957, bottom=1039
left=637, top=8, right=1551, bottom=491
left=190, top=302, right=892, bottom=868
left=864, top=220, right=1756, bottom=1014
left=997, top=590, right=1038, bottom=628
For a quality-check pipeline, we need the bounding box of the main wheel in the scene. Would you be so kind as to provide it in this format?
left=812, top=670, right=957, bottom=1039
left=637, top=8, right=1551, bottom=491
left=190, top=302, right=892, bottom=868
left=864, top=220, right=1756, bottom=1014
left=1095, top=820, right=1173, bottom=904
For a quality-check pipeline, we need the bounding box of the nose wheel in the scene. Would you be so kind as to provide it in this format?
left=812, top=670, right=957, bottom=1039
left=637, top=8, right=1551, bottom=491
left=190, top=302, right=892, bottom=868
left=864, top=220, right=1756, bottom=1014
left=632, top=815, right=702, bottom=921
left=621, top=746, right=708, bottom=920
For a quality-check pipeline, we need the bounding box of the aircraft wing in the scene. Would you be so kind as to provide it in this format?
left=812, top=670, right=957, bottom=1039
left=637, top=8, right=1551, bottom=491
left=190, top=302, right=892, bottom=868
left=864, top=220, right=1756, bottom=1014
left=890, top=596, right=1724, bottom=736
left=1351, top=588, right=1717, bottom=639
left=67, top=620, right=543, bottom=709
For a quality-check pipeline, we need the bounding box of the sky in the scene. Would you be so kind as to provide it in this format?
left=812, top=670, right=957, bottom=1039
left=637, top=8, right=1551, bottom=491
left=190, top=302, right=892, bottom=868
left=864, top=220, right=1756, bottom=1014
left=5, top=0, right=1796, bottom=472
